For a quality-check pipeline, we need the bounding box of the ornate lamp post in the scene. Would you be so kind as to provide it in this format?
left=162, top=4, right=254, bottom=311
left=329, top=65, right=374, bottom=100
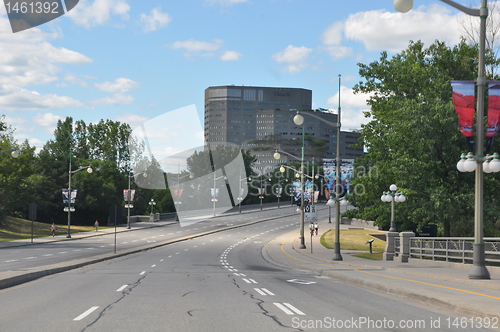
left=237, top=173, right=251, bottom=213
left=274, top=152, right=305, bottom=249
left=394, top=0, right=490, bottom=279
left=66, top=149, right=92, bottom=238
left=258, top=176, right=272, bottom=210
left=173, top=168, right=194, bottom=221
left=125, top=171, right=147, bottom=229
left=149, top=198, right=156, bottom=217
left=212, top=174, right=226, bottom=216
left=381, top=184, right=406, bottom=232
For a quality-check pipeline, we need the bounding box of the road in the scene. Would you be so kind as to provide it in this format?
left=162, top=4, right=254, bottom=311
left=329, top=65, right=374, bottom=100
left=0, top=205, right=476, bottom=331
left=0, top=205, right=297, bottom=273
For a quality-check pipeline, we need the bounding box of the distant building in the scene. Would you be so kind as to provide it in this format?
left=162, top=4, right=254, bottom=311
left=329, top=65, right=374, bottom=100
left=204, top=85, right=364, bottom=173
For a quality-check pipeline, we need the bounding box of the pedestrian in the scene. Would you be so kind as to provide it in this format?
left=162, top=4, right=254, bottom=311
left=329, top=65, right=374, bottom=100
left=50, top=223, right=56, bottom=237
left=94, top=220, right=99, bottom=232
left=314, top=222, right=319, bottom=236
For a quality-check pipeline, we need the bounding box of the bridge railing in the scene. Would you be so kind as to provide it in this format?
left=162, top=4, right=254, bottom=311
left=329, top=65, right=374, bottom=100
left=409, top=237, right=500, bottom=264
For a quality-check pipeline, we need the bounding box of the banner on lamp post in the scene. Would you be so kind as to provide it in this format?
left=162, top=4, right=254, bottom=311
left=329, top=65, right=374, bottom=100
left=123, top=189, right=135, bottom=202
left=324, top=189, right=330, bottom=200
left=487, top=82, right=500, bottom=152
left=451, top=81, right=475, bottom=151
left=62, top=189, right=77, bottom=205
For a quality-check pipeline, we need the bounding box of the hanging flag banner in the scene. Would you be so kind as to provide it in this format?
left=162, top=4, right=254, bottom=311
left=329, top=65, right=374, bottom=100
left=314, top=191, right=319, bottom=204
left=487, top=82, right=500, bottom=137
left=275, top=187, right=282, bottom=196
left=487, top=82, right=500, bottom=152
left=324, top=189, right=330, bottom=200
left=211, top=188, right=219, bottom=198
left=258, top=188, right=265, bottom=195
left=451, top=81, right=475, bottom=150
left=62, top=189, right=77, bottom=204
left=123, top=189, right=136, bottom=202
left=173, top=188, right=184, bottom=199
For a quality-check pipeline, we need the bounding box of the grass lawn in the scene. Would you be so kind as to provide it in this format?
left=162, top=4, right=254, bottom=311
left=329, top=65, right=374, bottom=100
left=0, top=216, right=99, bottom=241
left=320, top=228, right=387, bottom=260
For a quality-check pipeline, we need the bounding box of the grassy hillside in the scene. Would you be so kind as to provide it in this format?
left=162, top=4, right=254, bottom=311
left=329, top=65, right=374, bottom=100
left=320, top=228, right=387, bottom=260
left=0, top=216, right=95, bottom=241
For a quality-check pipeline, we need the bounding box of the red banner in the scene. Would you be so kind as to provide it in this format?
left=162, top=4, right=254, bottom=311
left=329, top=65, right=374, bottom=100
left=488, top=82, right=500, bottom=137
left=451, top=81, right=475, bottom=138
left=324, top=189, right=330, bottom=200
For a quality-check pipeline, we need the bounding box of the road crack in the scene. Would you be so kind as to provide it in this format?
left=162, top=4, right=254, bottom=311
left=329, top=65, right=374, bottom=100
left=80, top=274, right=147, bottom=331
left=231, top=277, right=301, bottom=331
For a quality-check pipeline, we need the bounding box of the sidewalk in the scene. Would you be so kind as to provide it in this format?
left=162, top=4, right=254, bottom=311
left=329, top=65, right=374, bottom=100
left=0, top=220, right=176, bottom=249
left=0, top=202, right=289, bottom=249
left=263, top=223, right=500, bottom=322
left=0, top=205, right=296, bottom=290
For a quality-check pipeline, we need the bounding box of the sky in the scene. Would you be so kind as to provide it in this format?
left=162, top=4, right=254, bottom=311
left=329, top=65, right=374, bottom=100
left=0, top=0, right=489, bottom=169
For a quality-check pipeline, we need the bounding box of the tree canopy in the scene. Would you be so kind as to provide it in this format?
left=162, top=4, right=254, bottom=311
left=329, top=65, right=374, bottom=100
left=346, top=39, right=500, bottom=236
left=0, top=121, right=261, bottom=225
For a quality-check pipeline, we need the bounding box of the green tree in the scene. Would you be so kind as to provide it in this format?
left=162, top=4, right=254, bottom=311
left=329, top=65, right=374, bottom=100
left=37, top=117, right=135, bottom=225
left=346, top=40, right=500, bottom=236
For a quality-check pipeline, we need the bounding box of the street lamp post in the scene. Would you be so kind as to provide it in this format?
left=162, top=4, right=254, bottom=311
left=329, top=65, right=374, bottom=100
left=332, top=75, right=343, bottom=261
left=212, top=174, right=226, bottom=217
left=66, top=149, right=92, bottom=238
left=237, top=173, right=251, bottom=213
left=173, top=167, right=194, bottom=221
left=381, top=184, right=406, bottom=232
left=258, top=176, right=271, bottom=210
left=394, top=0, right=490, bottom=279
left=149, top=199, right=156, bottom=220
left=326, top=193, right=348, bottom=224
left=126, top=173, right=133, bottom=229
left=275, top=178, right=284, bottom=209
left=275, top=151, right=305, bottom=249
left=125, top=171, right=147, bottom=229
left=0, top=148, right=19, bottom=158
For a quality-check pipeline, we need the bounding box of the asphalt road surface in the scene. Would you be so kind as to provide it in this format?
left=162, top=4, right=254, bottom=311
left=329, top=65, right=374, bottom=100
left=0, top=206, right=475, bottom=331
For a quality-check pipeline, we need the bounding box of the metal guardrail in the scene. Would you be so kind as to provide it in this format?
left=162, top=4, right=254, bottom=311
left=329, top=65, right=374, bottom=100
left=409, top=237, right=500, bottom=264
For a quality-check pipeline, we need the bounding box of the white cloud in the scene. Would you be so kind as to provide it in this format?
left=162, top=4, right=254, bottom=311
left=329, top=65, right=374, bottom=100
left=95, top=78, right=138, bottom=93
left=220, top=51, right=241, bottom=61
left=66, top=0, right=130, bottom=28
left=321, top=21, right=353, bottom=60
left=33, top=113, right=64, bottom=134
left=140, top=8, right=172, bottom=32
left=327, top=86, right=373, bottom=130
left=93, top=78, right=138, bottom=105
left=169, top=39, right=224, bottom=58
left=344, top=5, right=461, bottom=53
left=0, top=85, right=83, bottom=111
left=272, top=45, right=312, bottom=74
left=33, top=112, right=63, bottom=127
left=64, top=74, right=90, bottom=88
left=0, top=17, right=92, bottom=87
left=92, top=93, right=135, bottom=106
left=114, top=113, right=150, bottom=128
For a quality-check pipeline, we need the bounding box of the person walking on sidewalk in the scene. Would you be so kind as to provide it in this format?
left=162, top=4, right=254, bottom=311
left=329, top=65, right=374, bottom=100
left=94, top=220, right=99, bottom=232
left=314, top=222, right=319, bottom=236
left=50, top=223, right=56, bottom=237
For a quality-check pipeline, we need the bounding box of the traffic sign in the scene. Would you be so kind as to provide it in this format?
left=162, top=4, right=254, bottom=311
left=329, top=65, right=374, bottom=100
left=305, top=205, right=317, bottom=222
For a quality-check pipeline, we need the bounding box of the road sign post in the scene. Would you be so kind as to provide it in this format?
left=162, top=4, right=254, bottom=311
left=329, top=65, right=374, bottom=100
left=304, top=204, right=317, bottom=223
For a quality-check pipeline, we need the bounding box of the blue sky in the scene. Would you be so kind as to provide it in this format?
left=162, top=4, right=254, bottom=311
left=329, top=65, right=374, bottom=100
left=0, top=0, right=485, bottom=162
